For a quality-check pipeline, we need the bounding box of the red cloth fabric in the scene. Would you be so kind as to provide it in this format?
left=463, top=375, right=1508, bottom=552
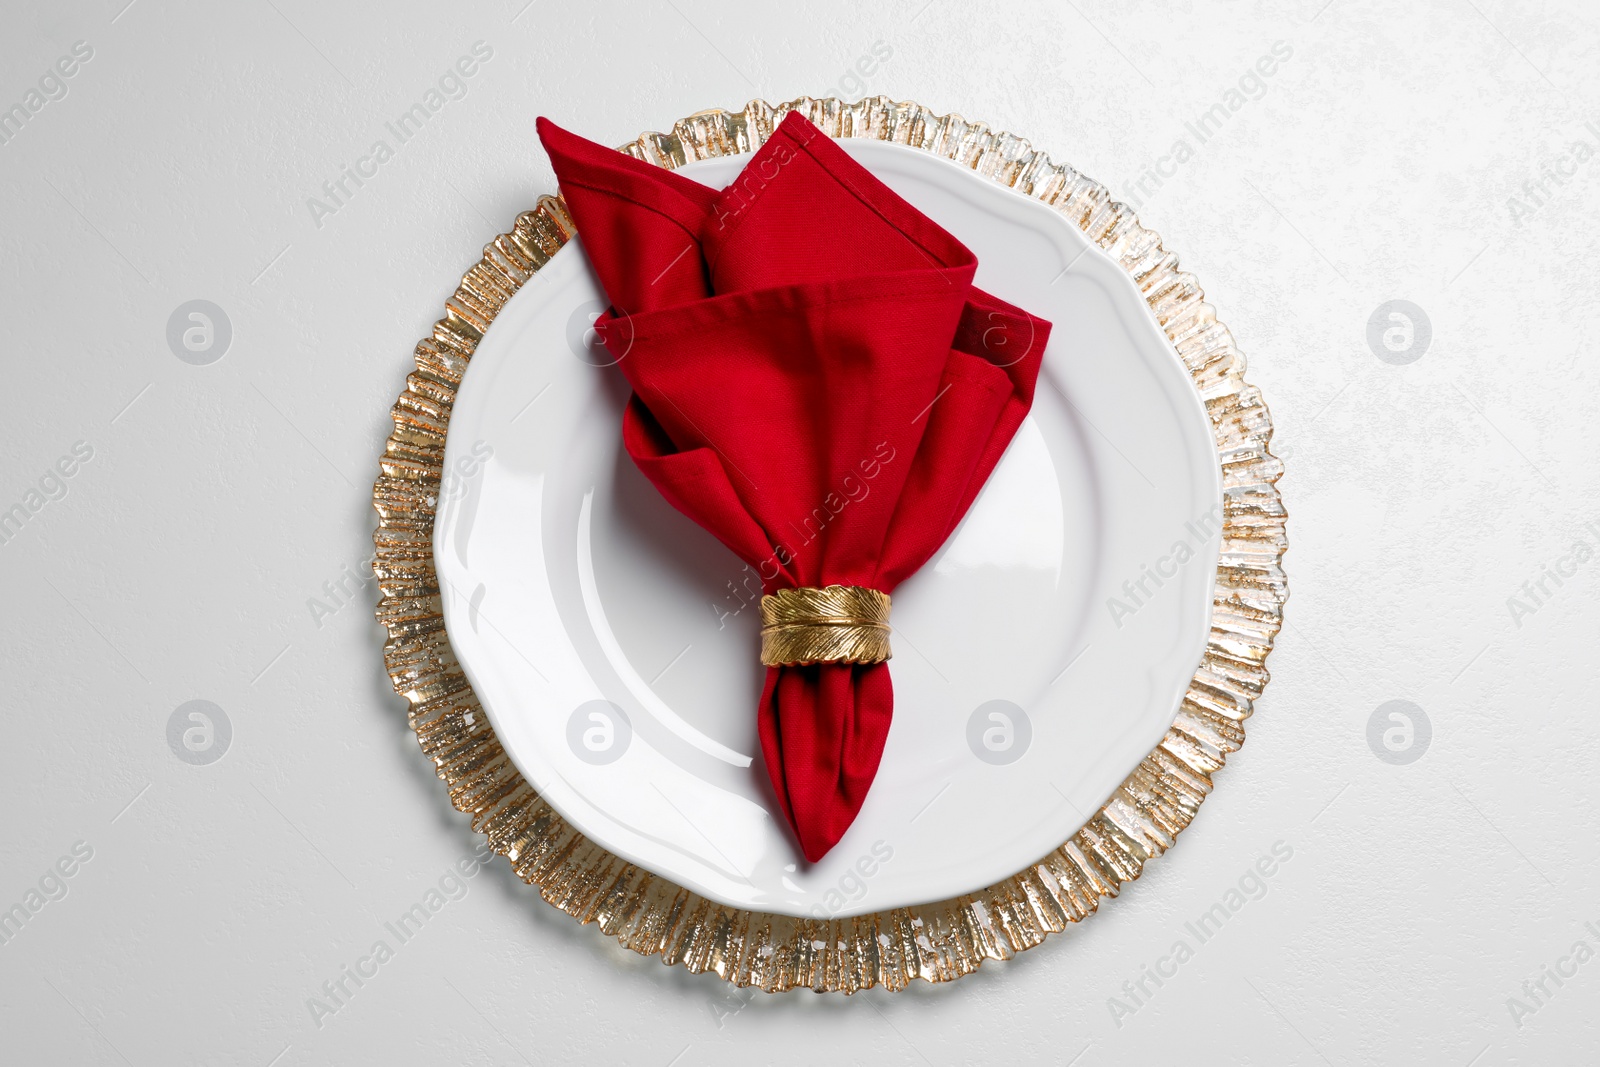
left=538, top=112, right=1051, bottom=862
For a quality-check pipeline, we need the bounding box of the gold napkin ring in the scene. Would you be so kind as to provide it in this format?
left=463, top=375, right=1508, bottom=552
left=759, top=585, right=892, bottom=667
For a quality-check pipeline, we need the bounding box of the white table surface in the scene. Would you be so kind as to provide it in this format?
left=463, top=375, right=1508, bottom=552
left=2, top=1, right=1597, bottom=1063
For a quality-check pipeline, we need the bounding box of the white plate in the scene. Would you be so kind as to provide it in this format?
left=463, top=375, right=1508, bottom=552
left=434, top=139, right=1221, bottom=918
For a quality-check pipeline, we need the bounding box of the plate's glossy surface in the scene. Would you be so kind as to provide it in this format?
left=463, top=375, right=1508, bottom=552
left=434, top=139, right=1222, bottom=916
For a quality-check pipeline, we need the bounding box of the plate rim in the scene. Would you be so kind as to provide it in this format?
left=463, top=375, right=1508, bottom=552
left=371, top=94, right=1288, bottom=994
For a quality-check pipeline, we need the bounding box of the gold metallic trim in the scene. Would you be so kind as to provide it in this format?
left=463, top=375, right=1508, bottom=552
left=371, top=95, right=1288, bottom=993
left=759, top=585, right=891, bottom=666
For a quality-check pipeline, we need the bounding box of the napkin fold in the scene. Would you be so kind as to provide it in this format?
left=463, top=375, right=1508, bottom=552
left=538, top=111, right=1051, bottom=862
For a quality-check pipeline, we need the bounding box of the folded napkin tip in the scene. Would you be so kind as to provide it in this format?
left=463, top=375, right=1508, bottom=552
left=536, top=115, right=594, bottom=162
left=775, top=109, right=814, bottom=135
left=534, top=114, right=563, bottom=149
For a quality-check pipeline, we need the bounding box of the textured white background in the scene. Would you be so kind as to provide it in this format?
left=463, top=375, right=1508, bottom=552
left=3, top=0, right=1598, bottom=1063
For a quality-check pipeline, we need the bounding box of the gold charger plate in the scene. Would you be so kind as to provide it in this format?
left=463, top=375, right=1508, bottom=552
left=370, top=95, right=1288, bottom=993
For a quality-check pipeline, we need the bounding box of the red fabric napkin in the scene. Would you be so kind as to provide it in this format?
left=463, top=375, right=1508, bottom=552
left=537, top=112, right=1051, bottom=862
